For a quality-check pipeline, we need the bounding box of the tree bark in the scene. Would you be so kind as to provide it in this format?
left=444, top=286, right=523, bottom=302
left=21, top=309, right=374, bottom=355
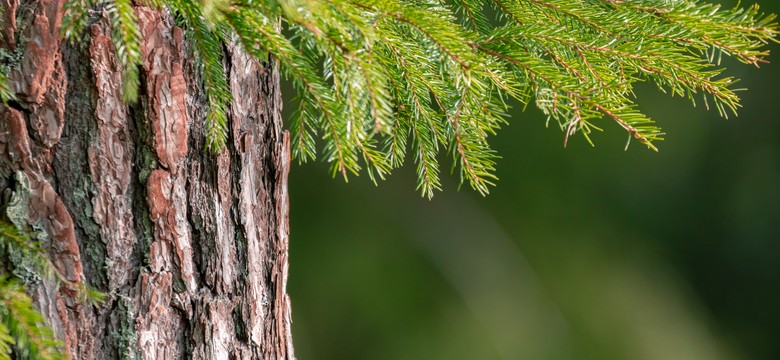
left=0, top=1, right=295, bottom=359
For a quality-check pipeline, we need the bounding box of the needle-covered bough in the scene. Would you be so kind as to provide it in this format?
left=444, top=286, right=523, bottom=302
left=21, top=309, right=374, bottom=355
left=5, top=0, right=778, bottom=199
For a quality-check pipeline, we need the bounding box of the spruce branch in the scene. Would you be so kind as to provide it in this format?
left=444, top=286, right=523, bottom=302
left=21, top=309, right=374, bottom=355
left=167, top=0, right=233, bottom=152
left=58, top=0, right=778, bottom=196
left=62, top=0, right=97, bottom=43
left=105, top=0, right=143, bottom=102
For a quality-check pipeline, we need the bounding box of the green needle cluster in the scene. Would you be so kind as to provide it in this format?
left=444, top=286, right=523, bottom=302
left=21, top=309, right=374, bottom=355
left=55, top=0, right=778, bottom=197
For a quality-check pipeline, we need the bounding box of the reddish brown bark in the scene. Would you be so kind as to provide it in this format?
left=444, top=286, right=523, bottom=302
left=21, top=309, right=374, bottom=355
left=0, top=1, right=295, bottom=359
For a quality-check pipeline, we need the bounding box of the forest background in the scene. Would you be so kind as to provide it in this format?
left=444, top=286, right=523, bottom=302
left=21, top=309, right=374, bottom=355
left=286, top=0, right=780, bottom=359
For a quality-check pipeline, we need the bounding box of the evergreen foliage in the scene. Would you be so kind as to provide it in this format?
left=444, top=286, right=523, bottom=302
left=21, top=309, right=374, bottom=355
left=51, top=0, right=775, bottom=197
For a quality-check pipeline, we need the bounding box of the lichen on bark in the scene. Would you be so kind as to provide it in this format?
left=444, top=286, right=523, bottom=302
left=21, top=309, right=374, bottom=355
left=111, top=295, right=139, bottom=360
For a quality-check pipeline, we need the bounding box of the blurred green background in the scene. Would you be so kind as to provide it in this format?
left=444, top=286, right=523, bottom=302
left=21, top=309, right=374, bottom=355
left=286, top=1, right=780, bottom=359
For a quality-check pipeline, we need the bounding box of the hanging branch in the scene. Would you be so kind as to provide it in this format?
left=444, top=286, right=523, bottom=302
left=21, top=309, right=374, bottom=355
left=52, top=0, right=778, bottom=196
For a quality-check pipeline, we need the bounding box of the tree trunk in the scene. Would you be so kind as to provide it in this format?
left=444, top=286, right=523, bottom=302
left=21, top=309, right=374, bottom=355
left=0, top=1, right=295, bottom=359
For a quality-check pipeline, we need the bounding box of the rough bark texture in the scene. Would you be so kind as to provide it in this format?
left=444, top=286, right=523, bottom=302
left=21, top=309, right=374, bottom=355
left=0, top=1, right=295, bottom=359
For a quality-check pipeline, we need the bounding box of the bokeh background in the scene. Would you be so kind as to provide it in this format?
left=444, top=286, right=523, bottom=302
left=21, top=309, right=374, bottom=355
left=286, top=1, right=780, bottom=359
